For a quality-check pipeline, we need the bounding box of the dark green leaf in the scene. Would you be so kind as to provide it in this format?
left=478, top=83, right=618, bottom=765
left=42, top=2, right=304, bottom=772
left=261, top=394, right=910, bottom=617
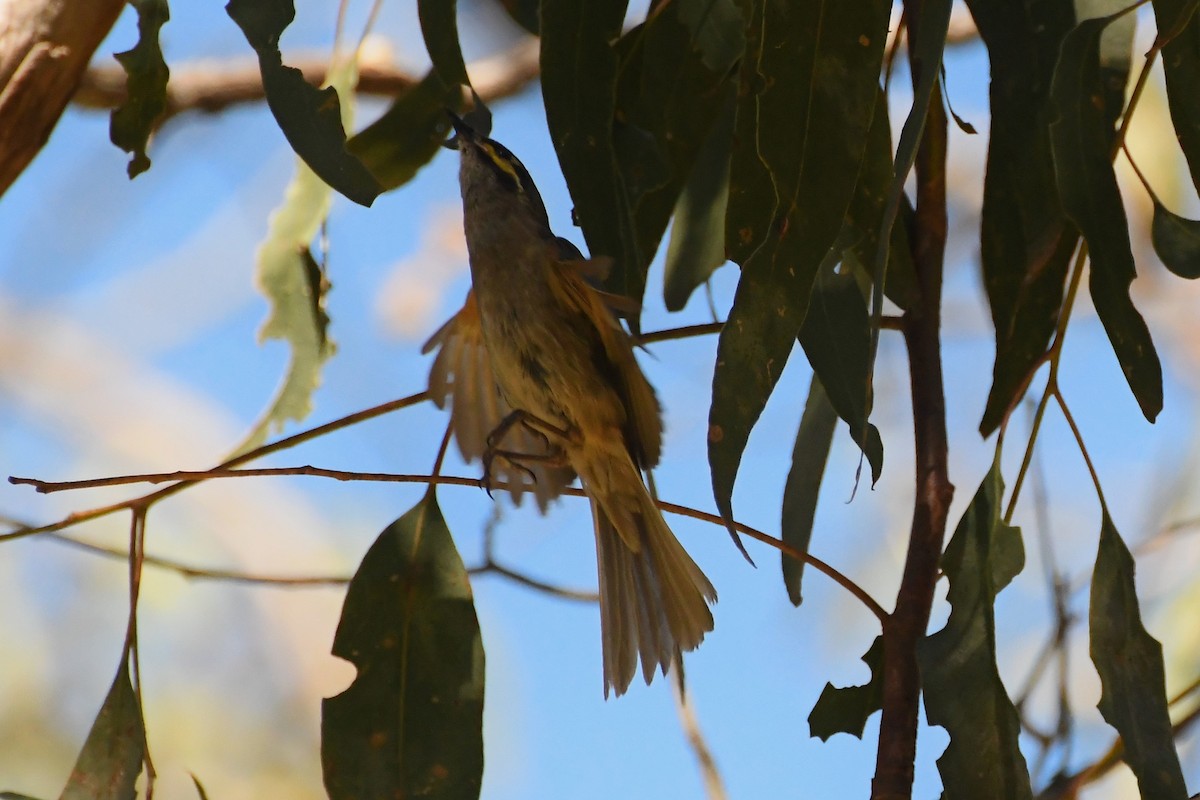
left=1090, top=514, right=1188, bottom=800
left=842, top=89, right=919, bottom=313
left=1152, top=0, right=1200, bottom=193
left=710, top=0, right=889, bottom=531
left=808, top=636, right=884, bottom=741
left=798, top=256, right=884, bottom=484
left=918, top=458, right=1032, bottom=800
left=675, top=0, right=744, bottom=74
left=1050, top=14, right=1163, bottom=422
left=348, top=71, right=461, bottom=191
left=780, top=375, right=837, bottom=606
left=865, top=0, right=952, bottom=388
left=1151, top=199, right=1200, bottom=278
left=226, top=0, right=381, bottom=206
left=110, top=0, right=169, bottom=178
left=663, top=87, right=735, bottom=311
left=59, top=659, right=144, bottom=800
left=541, top=0, right=643, bottom=305
left=966, top=0, right=1079, bottom=436
left=419, top=0, right=469, bottom=89
left=323, top=491, right=485, bottom=800
left=497, top=0, right=540, bottom=33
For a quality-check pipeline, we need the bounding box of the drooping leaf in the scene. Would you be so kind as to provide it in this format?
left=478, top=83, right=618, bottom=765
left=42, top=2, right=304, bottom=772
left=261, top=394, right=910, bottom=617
left=841, top=89, right=919, bottom=313
left=1090, top=514, right=1188, bottom=800
left=1152, top=0, right=1200, bottom=193
left=780, top=375, right=837, bottom=606
left=418, top=0, right=469, bottom=89
left=865, top=0, right=952, bottom=391
left=1151, top=199, right=1200, bottom=278
left=323, top=491, right=485, bottom=800
left=59, top=659, right=144, bottom=800
left=710, top=0, right=888, bottom=532
left=226, top=0, right=381, bottom=206
left=918, top=458, right=1032, bottom=800
left=663, top=86, right=735, bottom=311
left=541, top=0, right=642, bottom=306
left=808, top=635, right=884, bottom=741
left=798, top=255, right=884, bottom=484
left=348, top=71, right=461, bottom=191
left=1050, top=13, right=1163, bottom=423
left=110, top=0, right=169, bottom=178
left=230, top=62, right=364, bottom=455
left=613, top=0, right=741, bottom=293
left=966, top=0, right=1079, bottom=436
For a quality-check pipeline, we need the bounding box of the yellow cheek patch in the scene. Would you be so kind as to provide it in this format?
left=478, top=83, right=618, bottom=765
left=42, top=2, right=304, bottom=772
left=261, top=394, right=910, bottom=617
left=480, top=142, right=523, bottom=189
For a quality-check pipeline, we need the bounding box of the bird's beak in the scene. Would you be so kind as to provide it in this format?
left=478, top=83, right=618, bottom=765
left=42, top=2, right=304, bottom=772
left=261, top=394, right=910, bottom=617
left=443, top=111, right=472, bottom=150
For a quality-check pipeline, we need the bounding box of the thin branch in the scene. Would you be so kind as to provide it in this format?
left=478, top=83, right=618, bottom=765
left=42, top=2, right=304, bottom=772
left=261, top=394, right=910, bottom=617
left=671, top=659, right=728, bottom=800
left=473, top=561, right=599, bottom=603
left=1051, top=389, right=1108, bottom=510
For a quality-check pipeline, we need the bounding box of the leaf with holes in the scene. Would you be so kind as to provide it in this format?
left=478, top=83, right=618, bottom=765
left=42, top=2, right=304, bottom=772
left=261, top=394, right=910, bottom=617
left=110, top=0, right=169, bottom=177
left=323, top=491, right=485, bottom=800
left=808, top=636, right=884, bottom=741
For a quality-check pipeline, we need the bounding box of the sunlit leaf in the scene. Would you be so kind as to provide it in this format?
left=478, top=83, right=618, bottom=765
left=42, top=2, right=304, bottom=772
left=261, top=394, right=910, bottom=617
left=663, top=87, right=735, bottom=311
left=323, top=491, right=485, bottom=800
left=110, top=0, right=169, bottom=178
left=541, top=0, right=643, bottom=306
left=348, top=71, right=461, bottom=191
left=231, top=61, right=365, bottom=455
left=808, top=636, right=884, bottom=741
left=59, top=659, right=144, bottom=800
left=226, top=0, right=381, bottom=206
left=1050, top=13, right=1162, bottom=422
left=780, top=375, right=837, bottom=606
left=1089, top=514, right=1188, bottom=800
left=966, top=0, right=1079, bottom=436
left=1151, top=199, right=1200, bottom=278
left=418, top=0, right=469, bottom=89
left=710, top=0, right=888, bottom=532
left=918, top=458, right=1032, bottom=800
left=1151, top=0, right=1200, bottom=193
left=798, top=255, right=884, bottom=484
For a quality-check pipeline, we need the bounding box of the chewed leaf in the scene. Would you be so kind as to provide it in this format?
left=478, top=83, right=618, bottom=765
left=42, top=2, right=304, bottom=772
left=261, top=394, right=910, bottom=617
left=322, top=491, right=485, bottom=800
left=59, top=659, right=145, bottom=800
left=1151, top=199, right=1200, bottom=279
left=918, top=457, right=1032, bottom=800
left=110, top=0, right=169, bottom=177
left=1089, top=514, right=1188, bottom=800
left=808, top=636, right=884, bottom=741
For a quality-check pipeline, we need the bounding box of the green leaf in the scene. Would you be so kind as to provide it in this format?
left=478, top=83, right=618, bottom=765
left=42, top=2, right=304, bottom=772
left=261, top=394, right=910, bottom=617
left=798, top=255, right=884, bottom=484
left=1151, top=199, right=1200, bottom=278
left=323, top=491, right=485, bottom=800
left=1090, top=514, right=1188, bottom=800
left=1050, top=14, right=1163, bottom=423
left=541, top=0, right=643, bottom=305
left=232, top=61, right=364, bottom=455
left=675, top=0, right=745, bottom=73
left=1152, top=0, right=1200, bottom=193
left=59, top=659, right=145, bottom=800
left=226, top=0, right=381, bottom=207
left=965, top=0, right=1079, bottom=436
left=613, top=1, right=741, bottom=294
left=865, top=0, right=952, bottom=386
left=348, top=71, right=461, bottom=191
left=780, top=375, right=837, bottom=606
left=110, top=0, right=169, bottom=178
left=918, top=457, right=1032, bottom=800
left=418, top=0, right=469, bottom=89
left=663, top=86, right=735, bottom=311
left=808, top=635, right=884, bottom=741
left=710, top=0, right=889, bottom=530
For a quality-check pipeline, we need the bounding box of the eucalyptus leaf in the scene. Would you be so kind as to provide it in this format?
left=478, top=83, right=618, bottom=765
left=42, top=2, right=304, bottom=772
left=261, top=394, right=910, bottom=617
left=323, top=491, right=485, bottom=800
left=1151, top=0, right=1200, bottom=193
left=808, top=636, right=884, bottom=741
left=780, top=375, right=837, bottom=606
left=59, top=659, right=144, bottom=800
left=418, top=0, right=469, bottom=89
left=1151, top=199, right=1200, bottom=278
left=110, top=0, right=169, bottom=178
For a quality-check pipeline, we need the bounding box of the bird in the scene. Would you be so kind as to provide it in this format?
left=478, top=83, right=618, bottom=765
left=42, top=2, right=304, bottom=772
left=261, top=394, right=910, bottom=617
left=423, top=114, right=716, bottom=696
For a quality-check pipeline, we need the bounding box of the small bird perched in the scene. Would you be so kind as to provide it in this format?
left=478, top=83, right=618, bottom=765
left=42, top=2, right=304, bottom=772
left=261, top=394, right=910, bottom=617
left=425, top=114, right=716, bottom=696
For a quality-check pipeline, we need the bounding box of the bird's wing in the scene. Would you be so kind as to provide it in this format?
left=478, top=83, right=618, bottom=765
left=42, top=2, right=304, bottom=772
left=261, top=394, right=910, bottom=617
left=423, top=292, right=576, bottom=511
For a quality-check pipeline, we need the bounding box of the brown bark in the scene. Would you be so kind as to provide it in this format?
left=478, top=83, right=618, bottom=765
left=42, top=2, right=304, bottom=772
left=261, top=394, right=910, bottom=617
left=0, top=0, right=126, bottom=197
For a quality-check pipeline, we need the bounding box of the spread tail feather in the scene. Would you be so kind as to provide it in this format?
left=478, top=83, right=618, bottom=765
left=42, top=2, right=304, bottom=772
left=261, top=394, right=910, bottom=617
left=590, top=485, right=716, bottom=697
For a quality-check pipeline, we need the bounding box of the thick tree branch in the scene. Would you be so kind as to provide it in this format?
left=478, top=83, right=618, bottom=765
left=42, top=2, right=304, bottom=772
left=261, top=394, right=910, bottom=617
left=872, top=9, right=953, bottom=800
left=0, top=0, right=126, bottom=197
